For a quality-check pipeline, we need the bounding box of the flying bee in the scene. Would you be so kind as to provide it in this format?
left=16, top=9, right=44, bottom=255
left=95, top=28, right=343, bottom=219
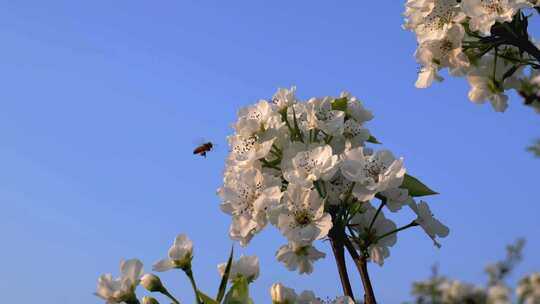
left=193, top=142, right=213, bottom=157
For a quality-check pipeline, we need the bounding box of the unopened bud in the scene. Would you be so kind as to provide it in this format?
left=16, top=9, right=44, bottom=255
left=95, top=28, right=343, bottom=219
left=140, top=273, right=165, bottom=293
left=142, top=296, right=160, bottom=304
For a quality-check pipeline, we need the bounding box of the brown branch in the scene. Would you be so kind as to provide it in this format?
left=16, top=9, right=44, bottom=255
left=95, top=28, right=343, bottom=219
left=329, top=230, right=355, bottom=301
left=344, top=237, right=377, bottom=304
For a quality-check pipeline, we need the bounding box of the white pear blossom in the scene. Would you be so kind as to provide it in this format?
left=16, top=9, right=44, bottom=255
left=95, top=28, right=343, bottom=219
left=517, top=273, right=540, bottom=304
left=275, top=241, right=326, bottom=274
left=234, top=100, right=283, bottom=136
left=95, top=259, right=144, bottom=304
left=341, top=92, right=374, bottom=124
left=381, top=187, right=413, bottom=212
left=227, top=134, right=276, bottom=166
left=270, top=283, right=298, bottom=304
left=404, top=0, right=466, bottom=42
left=297, top=290, right=323, bottom=304
left=462, top=0, right=528, bottom=36
left=415, top=24, right=470, bottom=88
left=285, top=102, right=310, bottom=134
left=331, top=296, right=355, bottom=304
left=487, top=283, right=511, bottom=304
left=219, top=166, right=283, bottom=246
left=350, top=203, right=398, bottom=266
left=277, top=184, right=332, bottom=243
left=410, top=201, right=449, bottom=247
left=343, top=119, right=370, bottom=147
left=153, top=234, right=193, bottom=272
left=218, top=255, right=260, bottom=282
left=341, top=147, right=406, bottom=201
left=306, top=97, right=345, bottom=136
left=466, top=51, right=524, bottom=112
left=440, top=280, right=487, bottom=303
left=283, top=144, right=339, bottom=187
left=272, top=86, right=297, bottom=110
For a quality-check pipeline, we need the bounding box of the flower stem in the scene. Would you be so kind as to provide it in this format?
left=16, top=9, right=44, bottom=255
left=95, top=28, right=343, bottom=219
left=344, top=238, right=377, bottom=304
left=183, top=267, right=202, bottom=304
left=368, top=199, right=386, bottom=232
left=162, top=289, right=181, bottom=304
left=328, top=231, right=355, bottom=301
left=374, top=221, right=419, bottom=243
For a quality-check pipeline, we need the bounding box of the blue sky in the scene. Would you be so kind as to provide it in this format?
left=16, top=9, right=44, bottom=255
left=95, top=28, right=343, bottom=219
left=0, top=1, right=539, bottom=303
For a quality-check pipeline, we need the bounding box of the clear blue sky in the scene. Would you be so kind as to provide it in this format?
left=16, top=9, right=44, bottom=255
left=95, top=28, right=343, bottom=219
left=0, top=1, right=538, bottom=303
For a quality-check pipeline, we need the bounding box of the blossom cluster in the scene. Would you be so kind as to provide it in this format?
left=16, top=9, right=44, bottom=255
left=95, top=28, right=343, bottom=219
left=95, top=233, right=359, bottom=304
left=218, top=87, right=449, bottom=273
left=412, top=272, right=540, bottom=304
left=403, top=0, right=540, bottom=112
left=411, top=239, right=537, bottom=304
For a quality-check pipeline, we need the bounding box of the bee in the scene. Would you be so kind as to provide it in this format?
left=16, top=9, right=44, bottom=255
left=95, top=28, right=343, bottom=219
left=193, top=142, right=213, bottom=157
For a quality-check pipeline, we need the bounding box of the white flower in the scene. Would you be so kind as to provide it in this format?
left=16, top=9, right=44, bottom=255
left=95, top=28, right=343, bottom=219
left=350, top=203, right=397, bottom=266
left=332, top=296, right=355, bottom=304
left=517, top=273, right=540, bottom=304
left=272, top=87, right=297, bottom=111
left=219, top=166, right=283, bottom=246
left=270, top=283, right=298, bottom=304
left=341, top=147, right=406, bottom=201
left=462, top=0, right=527, bottom=36
left=404, top=0, right=466, bottom=42
left=227, top=134, right=275, bottom=166
left=467, top=59, right=510, bottom=112
left=275, top=241, right=326, bottom=274
left=415, top=24, right=469, bottom=88
left=410, top=201, right=449, bottom=247
left=286, top=102, right=310, bottom=134
left=341, top=92, right=374, bottom=124
left=95, top=259, right=144, bottom=304
left=277, top=184, right=333, bottom=243
left=283, top=144, right=339, bottom=187
left=381, top=187, right=413, bottom=212
left=153, top=234, right=193, bottom=272
left=234, top=100, right=282, bottom=136
left=306, top=97, right=345, bottom=136
left=297, top=290, right=323, bottom=304
left=343, top=119, right=370, bottom=147
left=218, top=255, right=260, bottom=282
left=487, top=284, right=511, bottom=304
left=440, top=280, right=487, bottom=303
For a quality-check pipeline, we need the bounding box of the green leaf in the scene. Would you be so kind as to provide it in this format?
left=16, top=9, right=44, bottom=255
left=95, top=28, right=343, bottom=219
left=331, top=97, right=348, bottom=112
left=216, top=246, right=234, bottom=302
left=222, top=277, right=252, bottom=304
left=366, top=135, right=381, bottom=144
left=198, top=291, right=219, bottom=304
left=400, top=174, right=438, bottom=197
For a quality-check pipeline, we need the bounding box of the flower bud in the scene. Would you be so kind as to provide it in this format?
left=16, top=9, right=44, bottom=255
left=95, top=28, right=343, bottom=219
left=140, top=273, right=165, bottom=293
left=142, top=296, right=160, bottom=304
left=270, top=283, right=297, bottom=304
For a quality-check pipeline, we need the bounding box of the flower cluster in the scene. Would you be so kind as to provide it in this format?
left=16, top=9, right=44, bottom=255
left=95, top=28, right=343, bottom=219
left=517, top=273, right=540, bottom=304
left=404, top=0, right=540, bottom=112
left=95, top=233, right=359, bottom=304
left=218, top=87, right=448, bottom=272
left=412, top=273, right=540, bottom=304
left=411, top=239, right=536, bottom=304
